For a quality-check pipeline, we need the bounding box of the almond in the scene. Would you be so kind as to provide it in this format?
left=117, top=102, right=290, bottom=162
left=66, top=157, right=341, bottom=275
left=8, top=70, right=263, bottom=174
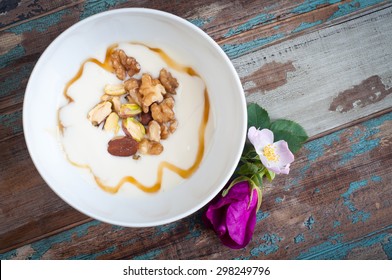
left=107, top=136, right=138, bottom=157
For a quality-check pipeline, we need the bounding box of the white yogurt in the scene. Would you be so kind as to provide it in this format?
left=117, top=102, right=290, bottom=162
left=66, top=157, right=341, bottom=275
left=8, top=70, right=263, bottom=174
left=59, top=43, right=211, bottom=196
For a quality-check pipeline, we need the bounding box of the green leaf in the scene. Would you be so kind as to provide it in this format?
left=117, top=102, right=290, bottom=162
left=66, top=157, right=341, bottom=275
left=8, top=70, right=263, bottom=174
left=237, top=162, right=260, bottom=176
left=265, top=169, right=275, bottom=182
left=247, top=103, right=270, bottom=130
left=253, top=172, right=263, bottom=187
left=270, top=119, right=308, bottom=153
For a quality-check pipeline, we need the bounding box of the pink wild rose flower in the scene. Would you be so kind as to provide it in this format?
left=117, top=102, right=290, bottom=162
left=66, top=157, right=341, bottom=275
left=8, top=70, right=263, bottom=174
left=248, top=126, right=294, bottom=174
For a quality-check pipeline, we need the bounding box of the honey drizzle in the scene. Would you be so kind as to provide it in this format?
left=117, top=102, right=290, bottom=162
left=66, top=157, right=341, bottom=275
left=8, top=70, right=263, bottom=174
left=60, top=43, right=210, bottom=194
left=57, top=44, right=118, bottom=133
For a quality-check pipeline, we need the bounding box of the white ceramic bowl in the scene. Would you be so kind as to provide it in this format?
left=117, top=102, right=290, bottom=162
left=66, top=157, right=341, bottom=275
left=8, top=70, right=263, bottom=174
left=23, top=8, right=246, bottom=227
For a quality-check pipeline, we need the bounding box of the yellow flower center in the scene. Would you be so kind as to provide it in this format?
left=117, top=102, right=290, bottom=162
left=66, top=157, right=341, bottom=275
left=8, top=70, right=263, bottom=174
left=263, top=144, right=279, bottom=162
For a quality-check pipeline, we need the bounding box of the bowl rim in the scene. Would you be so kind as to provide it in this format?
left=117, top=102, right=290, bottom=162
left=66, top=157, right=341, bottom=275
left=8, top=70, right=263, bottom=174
left=23, top=8, right=247, bottom=227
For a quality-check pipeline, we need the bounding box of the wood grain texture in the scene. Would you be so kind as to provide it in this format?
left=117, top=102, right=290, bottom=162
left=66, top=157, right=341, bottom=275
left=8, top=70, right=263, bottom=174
left=0, top=0, right=81, bottom=30
left=1, top=112, right=391, bottom=259
left=0, top=0, right=391, bottom=259
left=239, top=4, right=392, bottom=137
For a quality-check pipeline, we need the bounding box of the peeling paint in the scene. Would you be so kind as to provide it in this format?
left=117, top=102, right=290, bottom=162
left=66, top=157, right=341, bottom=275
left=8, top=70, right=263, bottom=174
left=250, top=233, right=282, bottom=256
left=256, top=210, right=270, bottom=222
left=371, top=175, right=382, bottom=182
left=333, top=220, right=341, bottom=228
left=298, top=227, right=392, bottom=259
left=285, top=122, right=343, bottom=190
left=9, top=10, right=71, bottom=35
left=80, top=0, right=129, bottom=20
left=243, top=61, right=296, bottom=94
left=0, top=63, right=33, bottom=100
left=306, top=130, right=343, bottom=163
left=0, top=32, right=23, bottom=56
left=0, top=110, right=23, bottom=136
left=341, top=177, right=383, bottom=224
left=275, top=197, right=283, bottom=203
left=328, top=0, right=385, bottom=21
left=330, top=76, right=392, bottom=113
left=222, top=33, right=284, bottom=59
left=291, top=0, right=341, bottom=14
left=185, top=212, right=203, bottom=240
left=223, top=13, right=275, bottom=38
left=0, top=44, right=25, bottom=69
left=69, top=245, right=117, bottom=260
left=304, top=215, right=315, bottom=230
left=154, top=222, right=178, bottom=237
left=188, top=17, right=214, bottom=28
left=0, top=249, right=17, bottom=259
left=23, top=220, right=101, bottom=260
left=381, top=236, right=392, bottom=259
left=294, top=233, right=305, bottom=244
left=340, top=112, right=392, bottom=165
left=293, top=20, right=323, bottom=33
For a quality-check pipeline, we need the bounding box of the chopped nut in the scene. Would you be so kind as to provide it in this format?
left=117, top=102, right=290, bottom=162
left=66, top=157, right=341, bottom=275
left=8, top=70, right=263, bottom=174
left=148, top=120, right=161, bottom=142
left=140, top=112, right=153, bottom=126
left=133, top=154, right=141, bottom=160
left=87, top=101, right=112, bottom=126
left=152, top=78, right=162, bottom=86
left=104, top=112, right=120, bottom=133
left=101, top=94, right=112, bottom=101
left=119, top=103, right=142, bottom=118
left=124, top=78, right=140, bottom=94
left=111, top=54, right=126, bottom=80
left=169, top=119, right=178, bottom=133
left=159, top=68, right=179, bottom=94
left=118, top=49, right=141, bottom=77
left=151, top=97, right=175, bottom=123
left=104, top=84, right=126, bottom=96
left=122, top=117, right=145, bottom=142
left=139, top=73, right=166, bottom=110
left=108, top=136, right=138, bottom=157
left=138, top=139, right=164, bottom=155
left=111, top=96, right=121, bottom=113
left=124, top=78, right=142, bottom=107
left=160, top=123, right=170, bottom=140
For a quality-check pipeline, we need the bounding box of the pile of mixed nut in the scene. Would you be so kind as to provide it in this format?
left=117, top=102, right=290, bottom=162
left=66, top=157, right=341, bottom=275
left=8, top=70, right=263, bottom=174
left=87, top=49, right=179, bottom=158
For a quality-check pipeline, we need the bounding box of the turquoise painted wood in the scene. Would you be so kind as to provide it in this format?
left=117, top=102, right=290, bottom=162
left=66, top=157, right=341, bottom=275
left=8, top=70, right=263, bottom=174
left=0, top=0, right=391, bottom=259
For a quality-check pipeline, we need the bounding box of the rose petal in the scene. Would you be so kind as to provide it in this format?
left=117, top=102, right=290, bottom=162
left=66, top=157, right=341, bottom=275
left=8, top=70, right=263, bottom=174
left=256, top=152, right=272, bottom=170
left=226, top=188, right=258, bottom=248
left=281, top=164, right=290, bottom=175
left=248, top=127, right=273, bottom=151
left=273, top=140, right=294, bottom=165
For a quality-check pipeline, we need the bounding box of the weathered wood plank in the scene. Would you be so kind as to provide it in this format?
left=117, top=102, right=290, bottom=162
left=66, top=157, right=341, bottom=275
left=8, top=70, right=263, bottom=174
left=1, top=0, right=391, bottom=257
left=0, top=135, right=90, bottom=252
left=237, top=5, right=392, bottom=137
left=1, top=112, right=391, bottom=259
left=220, top=0, right=392, bottom=59
left=0, top=0, right=80, bottom=30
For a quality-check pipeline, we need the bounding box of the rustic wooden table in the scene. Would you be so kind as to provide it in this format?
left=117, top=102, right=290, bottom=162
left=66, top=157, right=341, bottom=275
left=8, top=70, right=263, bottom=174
left=1, top=0, right=392, bottom=260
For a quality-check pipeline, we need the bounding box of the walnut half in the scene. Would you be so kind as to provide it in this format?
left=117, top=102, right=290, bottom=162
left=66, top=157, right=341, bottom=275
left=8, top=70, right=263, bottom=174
left=159, top=68, right=179, bottom=94
left=151, top=97, right=175, bottom=123
left=139, top=74, right=166, bottom=111
left=111, top=49, right=140, bottom=80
